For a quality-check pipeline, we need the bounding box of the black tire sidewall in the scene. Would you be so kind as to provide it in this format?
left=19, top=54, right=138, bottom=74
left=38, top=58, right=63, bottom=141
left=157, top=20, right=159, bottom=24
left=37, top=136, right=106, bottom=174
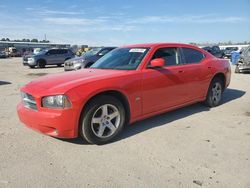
left=38, top=60, right=46, bottom=68
left=80, top=95, right=126, bottom=144
left=206, top=78, right=223, bottom=107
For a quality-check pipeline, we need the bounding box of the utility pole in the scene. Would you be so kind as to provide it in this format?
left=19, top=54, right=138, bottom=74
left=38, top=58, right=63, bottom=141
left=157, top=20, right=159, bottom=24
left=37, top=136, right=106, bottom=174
left=44, top=34, right=47, bottom=41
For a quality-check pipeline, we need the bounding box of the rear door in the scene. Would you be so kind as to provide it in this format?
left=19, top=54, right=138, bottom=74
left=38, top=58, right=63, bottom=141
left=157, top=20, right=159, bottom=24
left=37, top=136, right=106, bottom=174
left=57, top=49, right=67, bottom=64
left=180, top=47, right=211, bottom=100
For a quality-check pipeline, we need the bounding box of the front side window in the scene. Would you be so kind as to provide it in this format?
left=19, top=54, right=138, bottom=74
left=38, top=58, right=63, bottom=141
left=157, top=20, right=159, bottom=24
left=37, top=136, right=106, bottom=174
left=182, top=48, right=205, bottom=64
left=91, top=48, right=149, bottom=70
left=152, top=48, right=180, bottom=66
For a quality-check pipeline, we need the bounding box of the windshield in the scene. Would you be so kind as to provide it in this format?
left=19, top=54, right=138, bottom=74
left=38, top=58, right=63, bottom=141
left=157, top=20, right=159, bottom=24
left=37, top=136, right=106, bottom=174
left=82, top=48, right=102, bottom=58
left=36, top=49, right=48, bottom=55
left=90, top=47, right=149, bottom=70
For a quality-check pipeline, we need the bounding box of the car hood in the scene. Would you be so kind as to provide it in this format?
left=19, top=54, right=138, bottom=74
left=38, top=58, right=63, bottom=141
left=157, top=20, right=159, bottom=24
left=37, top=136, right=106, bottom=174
left=67, top=56, right=84, bottom=62
left=22, top=69, right=128, bottom=96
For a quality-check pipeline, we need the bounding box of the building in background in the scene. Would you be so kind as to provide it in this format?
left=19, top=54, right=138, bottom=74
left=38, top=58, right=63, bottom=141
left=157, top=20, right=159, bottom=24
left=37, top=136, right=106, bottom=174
left=0, top=41, right=71, bottom=56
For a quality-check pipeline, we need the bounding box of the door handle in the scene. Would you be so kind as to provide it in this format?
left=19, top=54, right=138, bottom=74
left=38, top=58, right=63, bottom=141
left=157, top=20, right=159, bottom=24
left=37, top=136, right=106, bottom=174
left=178, top=70, right=184, bottom=73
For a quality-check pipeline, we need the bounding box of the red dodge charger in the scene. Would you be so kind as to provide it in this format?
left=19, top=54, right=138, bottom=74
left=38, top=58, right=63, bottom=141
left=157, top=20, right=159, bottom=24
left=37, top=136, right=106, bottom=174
left=17, top=43, right=231, bottom=144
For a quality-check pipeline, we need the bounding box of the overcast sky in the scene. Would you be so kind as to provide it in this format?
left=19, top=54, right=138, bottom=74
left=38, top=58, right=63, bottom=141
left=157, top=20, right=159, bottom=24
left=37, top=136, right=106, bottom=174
left=0, top=0, right=249, bottom=45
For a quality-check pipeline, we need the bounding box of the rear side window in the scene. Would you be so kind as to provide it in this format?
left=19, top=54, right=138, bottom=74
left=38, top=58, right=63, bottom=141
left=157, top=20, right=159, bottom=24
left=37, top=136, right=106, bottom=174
left=62, top=49, right=68, bottom=54
left=182, top=48, right=205, bottom=64
left=57, top=49, right=67, bottom=54
left=152, top=48, right=180, bottom=66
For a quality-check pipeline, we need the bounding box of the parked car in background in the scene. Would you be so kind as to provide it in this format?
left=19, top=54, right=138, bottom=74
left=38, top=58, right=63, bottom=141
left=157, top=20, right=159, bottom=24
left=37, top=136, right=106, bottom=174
left=235, top=46, right=250, bottom=73
left=23, top=48, right=74, bottom=68
left=5, top=47, right=21, bottom=57
left=202, top=46, right=224, bottom=58
left=223, top=47, right=239, bottom=59
left=17, top=43, right=231, bottom=144
left=64, top=47, right=116, bottom=71
left=0, top=51, right=7, bottom=58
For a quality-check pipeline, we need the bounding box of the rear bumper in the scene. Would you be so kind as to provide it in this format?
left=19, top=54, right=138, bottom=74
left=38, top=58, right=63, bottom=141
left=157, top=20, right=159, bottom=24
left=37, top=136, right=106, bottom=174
left=238, top=64, right=250, bottom=72
left=17, top=102, right=78, bottom=138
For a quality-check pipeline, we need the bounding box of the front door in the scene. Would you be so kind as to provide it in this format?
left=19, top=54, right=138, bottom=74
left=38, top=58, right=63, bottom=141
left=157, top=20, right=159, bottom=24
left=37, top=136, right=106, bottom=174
left=46, top=49, right=60, bottom=64
left=142, top=47, right=190, bottom=115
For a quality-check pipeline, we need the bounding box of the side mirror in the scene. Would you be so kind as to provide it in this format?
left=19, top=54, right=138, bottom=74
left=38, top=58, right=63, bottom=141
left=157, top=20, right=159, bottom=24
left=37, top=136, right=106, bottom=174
left=149, top=58, right=165, bottom=68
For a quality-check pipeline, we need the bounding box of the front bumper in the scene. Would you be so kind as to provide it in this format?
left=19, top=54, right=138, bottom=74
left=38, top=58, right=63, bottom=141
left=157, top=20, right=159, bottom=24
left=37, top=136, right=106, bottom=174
left=64, top=65, right=82, bottom=71
left=17, top=102, right=78, bottom=138
left=23, top=61, right=28, bottom=66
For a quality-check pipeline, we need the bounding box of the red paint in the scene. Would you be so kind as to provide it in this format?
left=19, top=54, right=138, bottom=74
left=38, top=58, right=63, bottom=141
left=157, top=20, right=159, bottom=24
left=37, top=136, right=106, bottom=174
left=17, top=43, right=231, bottom=138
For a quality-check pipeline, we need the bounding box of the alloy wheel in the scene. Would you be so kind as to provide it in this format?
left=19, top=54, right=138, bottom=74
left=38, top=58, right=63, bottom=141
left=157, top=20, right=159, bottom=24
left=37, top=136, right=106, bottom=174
left=91, top=104, right=121, bottom=138
left=211, top=82, right=222, bottom=104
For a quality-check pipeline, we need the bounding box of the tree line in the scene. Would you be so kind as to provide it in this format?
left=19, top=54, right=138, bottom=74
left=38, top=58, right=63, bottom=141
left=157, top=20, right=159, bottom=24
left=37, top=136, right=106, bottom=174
left=0, top=38, right=50, bottom=43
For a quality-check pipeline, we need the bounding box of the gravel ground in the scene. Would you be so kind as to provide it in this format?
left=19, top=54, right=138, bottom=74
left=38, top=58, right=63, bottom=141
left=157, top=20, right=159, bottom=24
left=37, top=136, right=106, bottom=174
left=0, top=57, right=249, bottom=188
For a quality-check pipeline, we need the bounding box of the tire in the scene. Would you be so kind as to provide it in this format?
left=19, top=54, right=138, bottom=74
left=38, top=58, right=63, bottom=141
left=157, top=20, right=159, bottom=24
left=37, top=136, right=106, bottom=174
left=29, top=65, right=35, bottom=68
left=37, top=60, right=46, bottom=68
left=204, top=78, right=223, bottom=107
left=57, top=64, right=62, bottom=67
left=79, top=95, right=126, bottom=145
left=235, top=66, right=240, bottom=73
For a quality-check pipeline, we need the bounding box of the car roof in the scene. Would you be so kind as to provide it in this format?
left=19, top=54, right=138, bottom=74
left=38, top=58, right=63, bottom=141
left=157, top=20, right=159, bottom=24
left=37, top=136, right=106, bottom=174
left=122, top=43, right=199, bottom=49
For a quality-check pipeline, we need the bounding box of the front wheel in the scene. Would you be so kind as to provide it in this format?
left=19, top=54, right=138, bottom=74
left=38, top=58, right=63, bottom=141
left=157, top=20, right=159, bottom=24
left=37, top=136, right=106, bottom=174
left=79, top=95, right=126, bottom=145
left=37, top=60, right=46, bottom=68
left=205, top=78, right=223, bottom=107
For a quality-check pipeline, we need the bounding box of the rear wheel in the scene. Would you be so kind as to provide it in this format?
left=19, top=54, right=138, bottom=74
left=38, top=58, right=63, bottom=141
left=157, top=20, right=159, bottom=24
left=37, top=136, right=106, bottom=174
left=37, top=60, right=46, bottom=68
left=79, top=95, right=126, bottom=145
left=205, top=78, right=223, bottom=107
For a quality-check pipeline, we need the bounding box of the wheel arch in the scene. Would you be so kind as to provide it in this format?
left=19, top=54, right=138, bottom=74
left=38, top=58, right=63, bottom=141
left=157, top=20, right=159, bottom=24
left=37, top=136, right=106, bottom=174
left=211, top=72, right=226, bottom=90
left=79, top=90, right=131, bottom=128
left=36, top=58, right=47, bottom=64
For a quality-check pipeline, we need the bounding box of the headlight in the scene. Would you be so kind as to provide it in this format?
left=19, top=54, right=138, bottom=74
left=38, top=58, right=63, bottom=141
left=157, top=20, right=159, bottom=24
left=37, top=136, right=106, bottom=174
left=27, top=57, right=35, bottom=62
left=74, top=61, right=82, bottom=67
left=42, top=95, right=72, bottom=109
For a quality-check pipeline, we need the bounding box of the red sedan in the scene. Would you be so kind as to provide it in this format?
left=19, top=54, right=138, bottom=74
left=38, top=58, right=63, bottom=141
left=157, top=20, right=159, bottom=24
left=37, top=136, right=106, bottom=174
left=17, top=43, right=231, bottom=144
